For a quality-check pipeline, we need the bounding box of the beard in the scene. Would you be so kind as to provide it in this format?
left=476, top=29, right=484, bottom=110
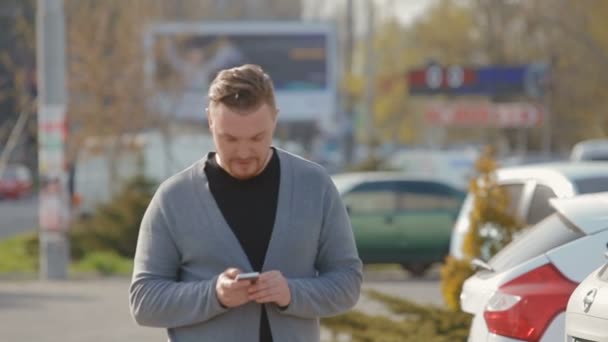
left=226, top=157, right=263, bottom=180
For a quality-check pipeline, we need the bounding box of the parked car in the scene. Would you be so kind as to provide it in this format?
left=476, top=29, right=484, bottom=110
left=332, top=172, right=465, bottom=276
left=461, top=192, right=608, bottom=341
left=450, top=162, right=608, bottom=260
left=0, top=164, right=33, bottom=199
left=571, top=139, right=608, bottom=161
left=565, top=254, right=608, bottom=342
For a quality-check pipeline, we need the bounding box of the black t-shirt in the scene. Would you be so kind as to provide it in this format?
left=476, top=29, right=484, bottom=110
left=204, top=148, right=280, bottom=342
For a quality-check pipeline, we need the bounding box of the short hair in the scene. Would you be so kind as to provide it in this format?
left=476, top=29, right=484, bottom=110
left=208, top=64, right=276, bottom=113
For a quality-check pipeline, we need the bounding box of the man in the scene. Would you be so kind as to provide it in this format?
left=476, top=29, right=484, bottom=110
left=129, top=64, right=362, bottom=341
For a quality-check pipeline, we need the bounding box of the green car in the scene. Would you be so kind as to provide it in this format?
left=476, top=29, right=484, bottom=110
left=332, top=172, right=466, bottom=276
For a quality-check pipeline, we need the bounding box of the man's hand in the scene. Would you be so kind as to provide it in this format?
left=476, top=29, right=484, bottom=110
left=248, top=270, right=291, bottom=307
left=215, top=268, right=253, bottom=308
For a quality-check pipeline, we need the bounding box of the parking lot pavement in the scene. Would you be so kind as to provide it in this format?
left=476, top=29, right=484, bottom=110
left=0, top=268, right=443, bottom=341
left=0, top=277, right=164, bottom=342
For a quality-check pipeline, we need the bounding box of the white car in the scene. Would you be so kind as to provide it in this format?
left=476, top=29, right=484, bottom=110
left=571, top=139, right=608, bottom=161
left=565, top=257, right=608, bottom=341
left=460, top=192, right=608, bottom=342
left=450, top=162, right=608, bottom=260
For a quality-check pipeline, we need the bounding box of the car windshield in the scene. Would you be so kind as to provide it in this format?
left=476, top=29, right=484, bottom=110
left=485, top=214, right=584, bottom=274
left=575, top=176, right=608, bottom=194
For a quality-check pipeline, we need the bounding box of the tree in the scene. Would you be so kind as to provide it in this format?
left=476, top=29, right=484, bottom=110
left=344, top=0, right=608, bottom=153
left=440, top=146, right=522, bottom=310
left=0, top=0, right=37, bottom=172
left=64, top=0, right=168, bottom=195
left=344, top=0, right=481, bottom=148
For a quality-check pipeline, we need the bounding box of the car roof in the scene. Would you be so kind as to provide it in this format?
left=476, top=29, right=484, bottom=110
left=550, top=192, right=608, bottom=235
left=572, top=138, right=608, bottom=149
left=331, top=172, right=456, bottom=194
left=495, top=161, right=608, bottom=195
left=332, top=171, right=444, bottom=182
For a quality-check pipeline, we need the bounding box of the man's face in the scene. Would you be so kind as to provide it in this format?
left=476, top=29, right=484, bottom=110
left=208, top=102, right=276, bottom=180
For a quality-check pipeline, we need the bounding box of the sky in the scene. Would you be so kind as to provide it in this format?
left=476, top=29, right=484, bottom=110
left=302, top=0, right=436, bottom=33
left=377, top=0, right=436, bottom=26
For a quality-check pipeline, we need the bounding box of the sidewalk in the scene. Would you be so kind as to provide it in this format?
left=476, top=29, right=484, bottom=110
left=0, top=277, right=340, bottom=341
left=0, top=277, right=164, bottom=342
left=0, top=275, right=442, bottom=341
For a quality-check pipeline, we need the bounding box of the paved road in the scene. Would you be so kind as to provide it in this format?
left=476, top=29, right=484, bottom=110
left=0, top=270, right=442, bottom=341
left=362, top=266, right=443, bottom=305
left=0, top=278, right=163, bottom=342
left=0, top=196, right=38, bottom=239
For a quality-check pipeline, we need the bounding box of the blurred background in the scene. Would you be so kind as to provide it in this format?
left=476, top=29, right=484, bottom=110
left=1, top=0, right=608, bottom=341
left=1, top=0, right=607, bottom=203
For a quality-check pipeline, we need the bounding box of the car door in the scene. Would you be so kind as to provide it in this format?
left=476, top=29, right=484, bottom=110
left=342, top=180, right=401, bottom=262
left=393, top=181, right=463, bottom=260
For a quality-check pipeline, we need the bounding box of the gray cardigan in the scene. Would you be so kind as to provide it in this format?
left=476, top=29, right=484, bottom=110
left=129, top=149, right=362, bottom=341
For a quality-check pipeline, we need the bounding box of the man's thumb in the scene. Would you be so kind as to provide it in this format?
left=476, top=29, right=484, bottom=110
left=225, top=268, right=241, bottom=279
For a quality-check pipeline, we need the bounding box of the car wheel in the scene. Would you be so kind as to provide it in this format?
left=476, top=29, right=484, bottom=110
left=401, top=263, right=431, bottom=277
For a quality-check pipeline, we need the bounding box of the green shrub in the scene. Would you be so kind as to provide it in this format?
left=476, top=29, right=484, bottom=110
left=322, top=290, right=472, bottom=342
left=71, top=251, right=133, bottom=276
left=439, top=256, right=474, bottom=311
left=70, top=175, right=156, bottom=260
left=0, top=232, right=38, bottom=274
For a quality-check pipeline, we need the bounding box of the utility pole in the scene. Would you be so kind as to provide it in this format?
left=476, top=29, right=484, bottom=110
left=364, top=0, right=376, bottom=156
left=342, top=0, right=355, bottom=164
left=37, top=0, right=70, bottom=280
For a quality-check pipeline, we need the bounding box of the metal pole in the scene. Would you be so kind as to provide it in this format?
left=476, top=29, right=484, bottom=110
left=364, top=0, right=376, bottom=156
left=342, top=0, right=355, bottom=164
left=542, top=71, right=552, bottom=157
left=37, top=0, right=70, bottom=280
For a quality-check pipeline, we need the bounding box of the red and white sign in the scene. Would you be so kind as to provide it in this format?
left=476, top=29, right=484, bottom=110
left=425, top=103, right=544, bottom=128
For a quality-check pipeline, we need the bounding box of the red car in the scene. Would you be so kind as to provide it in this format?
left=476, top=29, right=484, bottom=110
left=0, top=165, right=33, bottom=199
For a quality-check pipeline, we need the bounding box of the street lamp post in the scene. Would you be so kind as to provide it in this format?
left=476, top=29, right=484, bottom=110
left=37, top=0, right=70, bottom=280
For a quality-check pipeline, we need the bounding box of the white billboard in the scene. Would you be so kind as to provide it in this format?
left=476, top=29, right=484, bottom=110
left=144, top=22, right=337, bottom=125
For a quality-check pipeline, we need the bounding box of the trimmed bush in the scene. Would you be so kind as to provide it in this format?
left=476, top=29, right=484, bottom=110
left=71, top=251, right=133, bottom=276
left=70, top=175, right=156, bottom=260
left=0, top=232, right=38, bottom=273
left=322, top=290, right=472, bottom=341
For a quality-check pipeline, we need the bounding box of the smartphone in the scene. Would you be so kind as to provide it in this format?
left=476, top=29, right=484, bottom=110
left=235, top=272, right=259, bottom=282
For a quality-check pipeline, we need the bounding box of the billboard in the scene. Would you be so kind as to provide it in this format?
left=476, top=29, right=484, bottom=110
left=425, top=102, right=544, bottom=128
left=408, top=63, right=549, bottom=98
left=144, top=22, right=337, bottom=124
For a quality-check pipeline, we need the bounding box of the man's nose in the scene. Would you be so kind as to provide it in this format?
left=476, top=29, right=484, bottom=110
left=235, top=143, right=251, bottom=159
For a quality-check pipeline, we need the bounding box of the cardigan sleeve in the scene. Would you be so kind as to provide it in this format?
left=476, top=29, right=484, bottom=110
left=129, top=188, right=228, bottom=328
left=279, top=175, right=363, bottom=318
